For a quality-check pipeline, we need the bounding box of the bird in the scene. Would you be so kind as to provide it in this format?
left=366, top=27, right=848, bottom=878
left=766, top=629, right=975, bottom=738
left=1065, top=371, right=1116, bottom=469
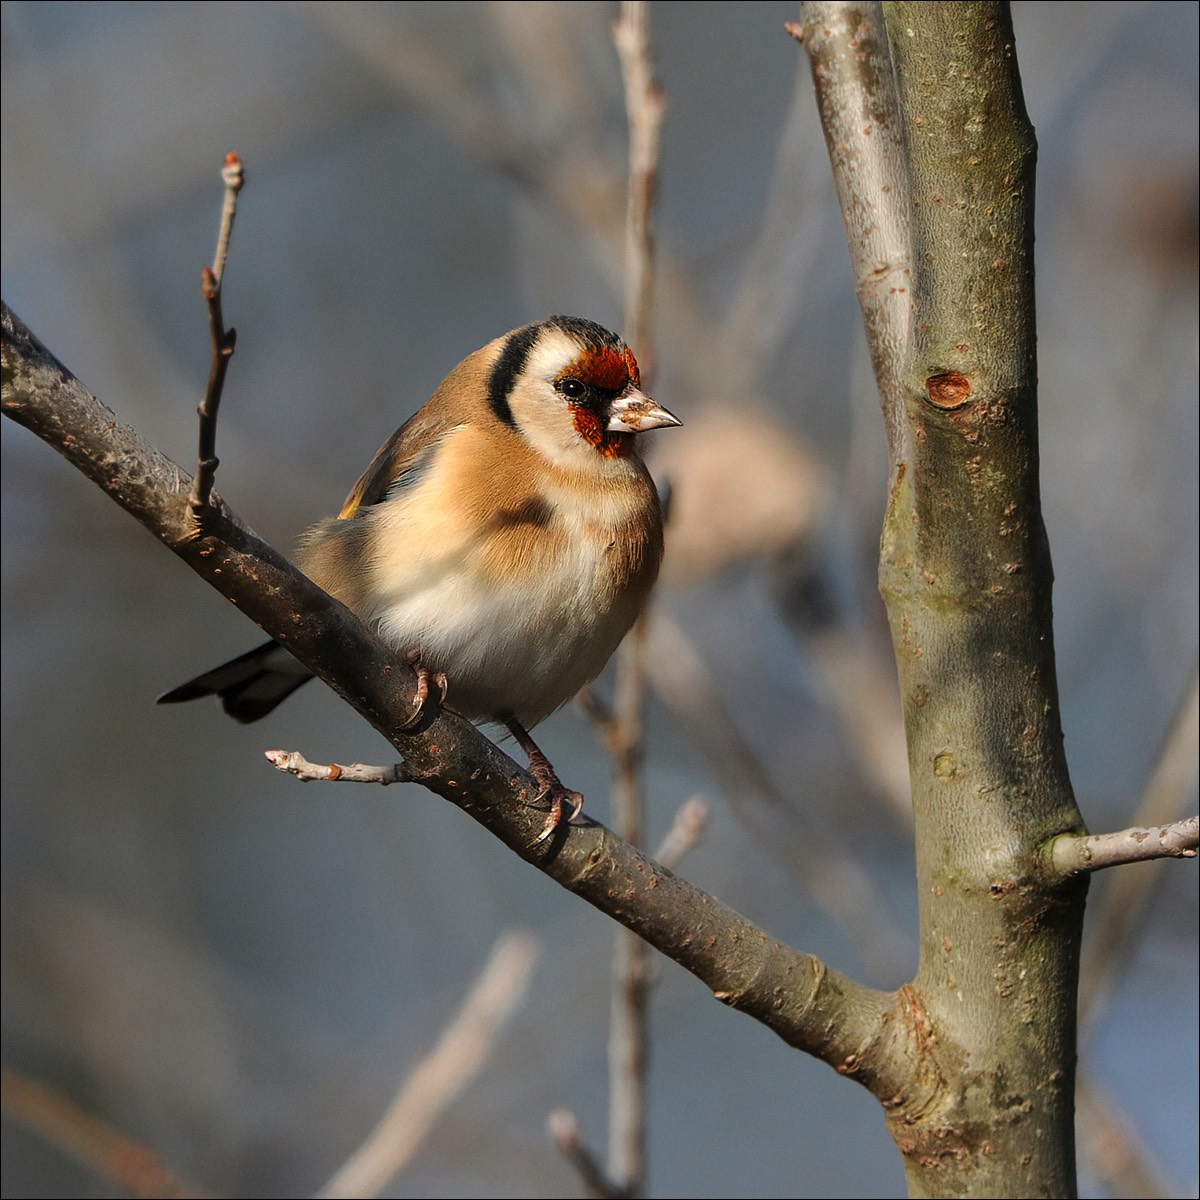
left=159, top=315, right=680, bottom=839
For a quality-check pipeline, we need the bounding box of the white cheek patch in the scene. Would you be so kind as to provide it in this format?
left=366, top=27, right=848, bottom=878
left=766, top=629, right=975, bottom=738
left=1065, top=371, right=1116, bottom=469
left=522, top=327, right=585, bottom=382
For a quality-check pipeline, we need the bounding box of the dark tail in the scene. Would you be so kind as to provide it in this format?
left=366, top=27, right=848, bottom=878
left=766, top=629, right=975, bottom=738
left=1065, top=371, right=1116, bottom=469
left=157, top=640, right=314, bottom=723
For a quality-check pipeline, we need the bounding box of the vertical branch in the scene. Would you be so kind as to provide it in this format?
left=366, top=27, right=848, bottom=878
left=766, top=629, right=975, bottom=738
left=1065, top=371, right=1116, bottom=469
left=210, top=152, right=244, bottom=288
left=792, top=2, right=913, bottom=459
left=607, top=4, right=664, bottom=1196
left=614, top=0, right=665, bottom=372
left=800, top=3, right=1089, bottom=1194
left=607, top=623, right=651, bottom=1199
left=188, top=151, right=244, bottom=512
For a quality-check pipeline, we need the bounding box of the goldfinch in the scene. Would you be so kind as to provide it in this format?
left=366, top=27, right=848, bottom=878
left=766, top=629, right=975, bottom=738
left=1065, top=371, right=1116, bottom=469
left=159, top=316, right=680, bottom=834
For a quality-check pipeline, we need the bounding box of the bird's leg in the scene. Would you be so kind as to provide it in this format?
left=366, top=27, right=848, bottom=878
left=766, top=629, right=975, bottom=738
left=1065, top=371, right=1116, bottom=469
left=504, top=718, right=584, bottom=844
left=400, top=648, right=448, bottom=730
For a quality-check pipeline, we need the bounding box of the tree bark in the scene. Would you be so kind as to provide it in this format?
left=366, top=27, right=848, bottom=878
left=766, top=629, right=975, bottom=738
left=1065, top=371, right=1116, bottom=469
left=802, top=4, right=1086, bottom=1195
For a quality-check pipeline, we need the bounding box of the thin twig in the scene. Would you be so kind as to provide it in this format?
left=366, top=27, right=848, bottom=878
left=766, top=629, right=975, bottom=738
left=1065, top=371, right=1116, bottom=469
left=1080, top=670, right=1200, bottom=1030
left=547, top=1109, right=625, bottom=1200
left=1075, top=1070, right=1172, bottom=1200
left=652, top=795, right=710, bottom=872
left=613, top=0, right=664, bottom=371
left=1050, top=815, right=1198, bottom=876
left=211, top=152, right=244, bottom=286
left=188, top=151, right=244, bottom=512
left=315, top=931, right=541, bottom=1199
left=0, top=1066, right=211, bottom=1199
left=645, top=614, right=913, bottom=981
left=576, top=685, right=618, bottom=745
left=265, top=750, right=411, bottom=785
left=602, top=6, right=664, bottom=1195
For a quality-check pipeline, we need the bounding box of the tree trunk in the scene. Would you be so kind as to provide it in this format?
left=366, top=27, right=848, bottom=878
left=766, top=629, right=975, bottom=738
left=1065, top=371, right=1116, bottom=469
left=803, top=4, right=1087, bottom=1194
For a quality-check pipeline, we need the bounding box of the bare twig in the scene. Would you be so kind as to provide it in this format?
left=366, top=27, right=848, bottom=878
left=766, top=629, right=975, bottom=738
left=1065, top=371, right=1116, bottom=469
left=646, top=613, right=912, bottom=980
left=1076, top=1071, right=1172, bottom=1200
left=211, top=151, right=244, bottom=287
left=1080, top=670, right=1200, bottom=1029
left=189, top=151, right=244, bottom=512
left=1050, top=816, right=1198, bottom=876
left=265, top=749, right=411, bottom=785
left=0, top=1066, right=210, bottom=1199
left=613, top=0, right=664, bottom=371
left=576, top=685, right=618, bottom=744
left=604, top=604, right=652, bottom=1195
left=652, top=795, right=710, bottom=872
left=601, top=7, right=664, bottom=1194
left=608, top=887, right=650, bottom=1197
left=315, top=932, right=541, bottom=1200
left=547, top=1109, right=624, bottom=1200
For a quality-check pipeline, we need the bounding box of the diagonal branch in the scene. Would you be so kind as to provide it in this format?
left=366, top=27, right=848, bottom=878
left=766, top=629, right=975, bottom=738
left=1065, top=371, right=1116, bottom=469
left=1, top=299, right=898, bottom=1088
left=547, top=1109, right=623, bottom=1200
left=315, top=931, right=540, bottom=1200
left=0, top=1066, right=210, bottom=1200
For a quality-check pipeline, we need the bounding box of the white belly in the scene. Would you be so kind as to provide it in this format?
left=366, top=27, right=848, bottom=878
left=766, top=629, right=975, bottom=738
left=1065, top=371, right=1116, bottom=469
left=365, top=509, right=651, bottom=727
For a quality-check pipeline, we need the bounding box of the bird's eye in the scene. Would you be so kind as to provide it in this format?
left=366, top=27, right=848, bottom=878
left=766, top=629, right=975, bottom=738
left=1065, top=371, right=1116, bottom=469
left=558, top=377, right=587, bottom=400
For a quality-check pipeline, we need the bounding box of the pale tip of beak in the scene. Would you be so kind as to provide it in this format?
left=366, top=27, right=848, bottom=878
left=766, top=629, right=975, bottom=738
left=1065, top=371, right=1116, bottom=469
left=607, top=391, right=682, bottom=433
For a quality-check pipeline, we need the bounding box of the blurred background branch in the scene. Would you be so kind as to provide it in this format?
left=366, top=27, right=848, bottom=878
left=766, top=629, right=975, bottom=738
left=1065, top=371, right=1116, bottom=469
left=316, top=931, right=540, bottom=1199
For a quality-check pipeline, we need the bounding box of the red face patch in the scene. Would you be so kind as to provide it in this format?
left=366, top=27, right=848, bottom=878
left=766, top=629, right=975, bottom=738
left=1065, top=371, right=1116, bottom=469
left=570, top=405, right=634, bottom=458
left=565, top=344, right=640, bottom=393
left=560, top=339, right=640, bottom=458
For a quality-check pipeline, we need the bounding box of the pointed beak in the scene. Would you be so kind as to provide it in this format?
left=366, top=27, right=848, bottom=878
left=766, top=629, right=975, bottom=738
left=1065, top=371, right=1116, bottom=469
left=607, top=389, right=682, bottom=433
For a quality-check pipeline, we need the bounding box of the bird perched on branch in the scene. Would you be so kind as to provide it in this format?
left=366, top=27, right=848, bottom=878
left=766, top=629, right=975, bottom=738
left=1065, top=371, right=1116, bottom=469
left=159, top=315, right=680, bottom=839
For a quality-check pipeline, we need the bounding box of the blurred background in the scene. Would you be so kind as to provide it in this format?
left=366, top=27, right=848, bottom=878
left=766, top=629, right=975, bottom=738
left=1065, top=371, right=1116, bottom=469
left=2, top=3, right=1196, bottom=1197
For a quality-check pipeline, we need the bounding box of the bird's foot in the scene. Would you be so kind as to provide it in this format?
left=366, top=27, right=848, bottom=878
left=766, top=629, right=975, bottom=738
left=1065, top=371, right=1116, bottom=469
left=400, top=649, right=447, bottom=730
left=529, top=769, right=584, bottom=847
left=504, top=719, right=584, bottom=845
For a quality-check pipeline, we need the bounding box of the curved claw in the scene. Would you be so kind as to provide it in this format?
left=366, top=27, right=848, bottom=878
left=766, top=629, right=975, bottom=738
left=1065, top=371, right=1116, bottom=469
left=531, top=784, right=585, bottom=846
left=399, top=651, right=448, bottom=730
left=503, top=718, right=585, bottom=847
